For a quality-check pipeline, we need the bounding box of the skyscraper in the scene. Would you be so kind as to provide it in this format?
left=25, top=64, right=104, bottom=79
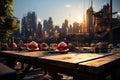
left=86, top=1, right=94, bottom=36
left=43, top=17, right=53, bottom=38
left=73, top=22, right=80, bottom=34
left=94, top=4, right=110, bottom=34
left=21, top=12, right=37, bottom=40
left=61, top=19, right=68, bottom=36
left=37, top=22, right=42, bottom=39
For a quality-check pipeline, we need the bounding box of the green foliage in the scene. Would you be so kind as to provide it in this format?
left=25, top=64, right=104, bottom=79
left=0, top=0, right=20, bottom=40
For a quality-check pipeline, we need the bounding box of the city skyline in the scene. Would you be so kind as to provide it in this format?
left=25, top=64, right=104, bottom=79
left=13, top=0, right=120, bottom=26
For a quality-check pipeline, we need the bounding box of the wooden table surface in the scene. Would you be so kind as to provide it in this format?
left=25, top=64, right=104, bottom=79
left=0, top=50, right=48, bottom=57
left=1, top=51, right=114, bottom=68
left=0, top=50, right=120, bottom=80
left=41, top=52, right=104, bottom=63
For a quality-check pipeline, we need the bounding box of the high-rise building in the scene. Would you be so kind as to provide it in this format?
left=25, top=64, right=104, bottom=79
left=61, top=19, right=68, bottom=36
left=94, top=3, right=110, bottom=34
left=21, top=12, right=37, bottom=39
left=73, top=22, right=80, bottom=34
left=86, top=1, right=94, bottom=37
left=37, top=22, right=42, bottom=39
left=43, top=17, right=53, bottom=38
left=54, top=25, right=60, bottom=33
left=21, top=16, right=26, bottom=38
left=47, top=17, right=53, bottom=38
left=68, top=25, right=73, bottom=35
left=86, top=4, right=94, bottom=36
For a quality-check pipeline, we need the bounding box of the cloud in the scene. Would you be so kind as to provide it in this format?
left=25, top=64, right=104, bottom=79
left=65, top=4, right=71, bottom=8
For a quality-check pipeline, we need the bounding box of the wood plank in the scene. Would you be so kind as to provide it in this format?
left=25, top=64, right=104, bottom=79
left=0, top=50, right=48, bottom=57
left=76, top=53, right=120, bottom=74
left=39, top=52, right=113, bottom=69
left=79, top=53, right=120, bottom=67
left=40, top=52, right=109, bottom=64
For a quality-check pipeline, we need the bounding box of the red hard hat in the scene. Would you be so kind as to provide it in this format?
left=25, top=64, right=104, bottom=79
left=28, top=41, right=38, bottom=50
left=56, top=42, right=68, bottom=51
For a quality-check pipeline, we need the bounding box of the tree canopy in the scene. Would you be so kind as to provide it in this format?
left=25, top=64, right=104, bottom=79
left=0, top=0, right=20, bottom=40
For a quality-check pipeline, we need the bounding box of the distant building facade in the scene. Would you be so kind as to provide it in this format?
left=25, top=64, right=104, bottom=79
left=73, top=22, right=81, bottom=34
left=86, top=5, right=94, bottom=36
left=61, top=19, right=68, bottom=36
left=43, top=17, right=54, bottom=38
left=37, top=22, right=42, bottom=39
left=21, top=12, right=37, bottom=40
left=94, top=4, right=110, bottom=34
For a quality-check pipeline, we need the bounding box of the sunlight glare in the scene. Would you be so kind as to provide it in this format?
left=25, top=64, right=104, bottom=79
left=73, top=15, right=83, bottom=23
left=37, top=18, right=43, bottom=24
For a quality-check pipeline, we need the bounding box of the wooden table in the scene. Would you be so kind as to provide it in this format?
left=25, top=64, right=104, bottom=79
left=0, top=51, right=120, bottom=80
left=0, top=51, right=50, bottom=79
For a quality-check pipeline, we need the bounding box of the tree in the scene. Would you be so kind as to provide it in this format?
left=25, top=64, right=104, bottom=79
left=0, top=0, right=19, bottom=40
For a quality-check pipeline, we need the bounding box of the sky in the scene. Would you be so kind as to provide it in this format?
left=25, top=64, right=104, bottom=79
left=13, top=0, right=120, bottom=26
